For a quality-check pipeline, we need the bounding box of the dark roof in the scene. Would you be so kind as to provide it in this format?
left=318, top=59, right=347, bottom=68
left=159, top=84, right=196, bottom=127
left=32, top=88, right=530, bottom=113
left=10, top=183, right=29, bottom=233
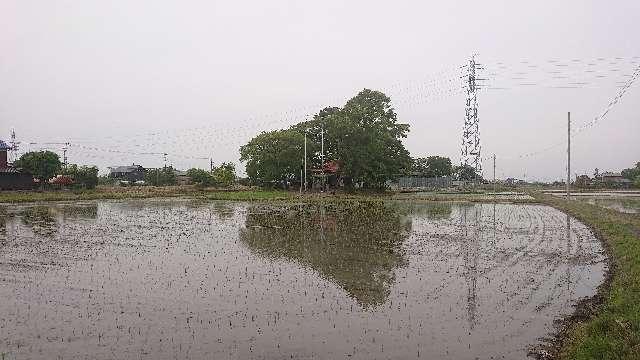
left=0, top=167, right=21, bottom=174
left=109, top=165, right=144, bottom=173
left=0, top=140, right=11, bottom=150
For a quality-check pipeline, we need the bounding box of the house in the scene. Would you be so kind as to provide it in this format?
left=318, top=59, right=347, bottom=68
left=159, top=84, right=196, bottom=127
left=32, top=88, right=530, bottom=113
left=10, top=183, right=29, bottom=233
left=505, top=178, right=521, bottom=185
left=598, top=172, right=632, bottom=188
left=0, top=139, right=34, bottom=190
left=174, top=169, right=191, bottom=185
left=108, top=164, right=146, bottom=182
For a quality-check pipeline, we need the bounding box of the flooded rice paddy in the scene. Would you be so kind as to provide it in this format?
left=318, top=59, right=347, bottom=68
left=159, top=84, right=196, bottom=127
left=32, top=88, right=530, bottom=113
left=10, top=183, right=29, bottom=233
left=548, top=191, right=640, bottom=214
left=0, top=199, right=606, bottom=359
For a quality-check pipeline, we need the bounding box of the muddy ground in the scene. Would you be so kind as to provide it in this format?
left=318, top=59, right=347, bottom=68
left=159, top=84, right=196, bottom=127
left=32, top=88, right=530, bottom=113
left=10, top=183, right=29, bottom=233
left=0, top=199, right=606, bottom=359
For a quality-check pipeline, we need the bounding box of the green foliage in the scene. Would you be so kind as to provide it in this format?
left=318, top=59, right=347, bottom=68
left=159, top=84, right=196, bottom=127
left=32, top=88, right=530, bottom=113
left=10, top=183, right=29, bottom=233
left=187, top=168, right=215, bottom=186
left=213, top=162, right=236, bottom=187
left=241, top=89, right=411, bottom=189
left=411, top=156, right=453, bottom=177
left=98, top=174, right=115, bottom=186
left=239, top=201, right=410, bottom=307
left=453, top=164, right=480, bottom=181
left=14, top=151, right=62, bottom=182
left=144, top=167, right=177, bottom=186
left=240, top=129, right=305, bottom=186
left=62, top=164, right=99, bottom=189
left=331, top=89, right=411, bottom=188
left=621, top=162, right=640, bottom=183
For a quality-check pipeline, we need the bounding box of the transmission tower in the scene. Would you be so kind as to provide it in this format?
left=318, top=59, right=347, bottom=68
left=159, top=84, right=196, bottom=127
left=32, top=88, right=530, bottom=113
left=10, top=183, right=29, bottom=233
left=461, top=55, right=484, bottom=177
left=9, top=129, right=19, bottom=163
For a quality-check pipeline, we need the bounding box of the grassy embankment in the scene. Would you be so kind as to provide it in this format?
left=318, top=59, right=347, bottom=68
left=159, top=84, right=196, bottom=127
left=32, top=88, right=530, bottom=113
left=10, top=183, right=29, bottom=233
left=534, top=192, right=640, bottom=359
left=0, top=186, right=539, bottom=204
left=0, top=186, right=293, bottom=203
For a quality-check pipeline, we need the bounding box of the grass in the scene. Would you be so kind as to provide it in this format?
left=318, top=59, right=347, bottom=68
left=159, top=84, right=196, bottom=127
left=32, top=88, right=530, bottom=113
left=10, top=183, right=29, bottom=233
left=0, top=186, right=295, bottom=203
left=533, top=192, right=640, bottom=359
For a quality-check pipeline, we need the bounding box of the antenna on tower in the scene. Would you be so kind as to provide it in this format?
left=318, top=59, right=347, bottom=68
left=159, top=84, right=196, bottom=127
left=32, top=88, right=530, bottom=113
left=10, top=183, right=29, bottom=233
left=460, top=54, right=486, bottom=180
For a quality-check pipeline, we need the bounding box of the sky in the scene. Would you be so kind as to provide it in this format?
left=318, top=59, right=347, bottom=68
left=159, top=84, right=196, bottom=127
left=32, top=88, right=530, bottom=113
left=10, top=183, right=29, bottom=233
left=1, top=0, right=639, bottom=181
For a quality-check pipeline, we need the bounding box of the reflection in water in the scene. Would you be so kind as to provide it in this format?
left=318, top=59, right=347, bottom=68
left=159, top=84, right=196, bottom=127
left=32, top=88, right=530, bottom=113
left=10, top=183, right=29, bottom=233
left=19, top=207, right=58, bottom=237
left=239, top=201, right=411, bottom=307
left=0, top=200, right=608, bottom=360
left=400, top=201, right=453, bottom=220
left=0, top=206, right=7, bottom=238
left=566, top=214, right=572, bottom=298
left=58, top=203, right=98, bottom=220
left=210, top=201, right=235, bottom=220
left=14, top=204, right=99, bottom=238
left=459, top=204, right=480, bottom=330
left=584, top=197, right=640, bottom=214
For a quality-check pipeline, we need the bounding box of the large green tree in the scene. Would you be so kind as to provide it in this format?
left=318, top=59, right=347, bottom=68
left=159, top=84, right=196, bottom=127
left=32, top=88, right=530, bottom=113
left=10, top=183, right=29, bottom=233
left=334, top=89, right=411, bottom=187
left=213, top=162, right=236, bottom=187
left=621, top=162, right=640, bottom=181
left=14, top=151, right=62, bottom=182
left=240, top=129, right=304, bottom=185
left=454, top=164, right=480, bottom=181
left=241, top=89, right=411, bottom=189
left=411, top=156, right=453, bottom=177
left=186, top=168, right=215, bottom=186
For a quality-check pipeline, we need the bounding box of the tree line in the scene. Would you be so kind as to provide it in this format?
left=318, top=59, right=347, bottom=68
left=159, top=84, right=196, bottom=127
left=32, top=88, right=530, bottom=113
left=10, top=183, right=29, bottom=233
left=12, top=150, right=237, bottom=189
left=14, top=151, right=99, bottom=189
left=240, top=89, right=480, bottom=189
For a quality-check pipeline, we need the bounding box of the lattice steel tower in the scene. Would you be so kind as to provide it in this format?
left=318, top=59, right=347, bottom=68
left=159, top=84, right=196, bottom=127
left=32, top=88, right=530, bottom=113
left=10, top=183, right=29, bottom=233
left=461, top=55, right=483, bottom=177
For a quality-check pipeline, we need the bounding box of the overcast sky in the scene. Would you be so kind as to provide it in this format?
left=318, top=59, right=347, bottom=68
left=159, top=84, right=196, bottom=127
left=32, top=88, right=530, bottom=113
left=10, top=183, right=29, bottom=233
left=1, top=0, right=638, bottom=181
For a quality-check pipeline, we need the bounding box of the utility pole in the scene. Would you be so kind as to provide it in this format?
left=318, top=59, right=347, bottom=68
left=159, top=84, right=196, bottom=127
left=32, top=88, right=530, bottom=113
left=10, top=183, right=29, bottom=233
left=62, top=142, right=70, bottom=168
left=304, top=130, right=307, bottom=191
left=210, top=158, right=214, bottom=172
left=493, top=154, right=496, bottom=194
left=320, top=127, right=325, bottom=191
left=567, top=112, right=571, bottom=199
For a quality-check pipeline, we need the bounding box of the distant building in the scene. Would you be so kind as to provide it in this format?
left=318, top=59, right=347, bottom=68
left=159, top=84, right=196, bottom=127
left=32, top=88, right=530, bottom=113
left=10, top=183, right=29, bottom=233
left=108, top=164, right=146, bottom=182
left=505, top=178, right=524, bottom=185
left=598, top=172, right=632, bottom=188
left=174, top=169, right=191, bottom=185
left=0, top=140, right=8, bottom=168
left=0, top=139, right=35, bottom=190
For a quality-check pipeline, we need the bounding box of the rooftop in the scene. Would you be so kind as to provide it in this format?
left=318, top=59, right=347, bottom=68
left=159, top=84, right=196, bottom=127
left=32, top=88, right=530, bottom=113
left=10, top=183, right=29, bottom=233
left=109, top=165, right=144, bottom=173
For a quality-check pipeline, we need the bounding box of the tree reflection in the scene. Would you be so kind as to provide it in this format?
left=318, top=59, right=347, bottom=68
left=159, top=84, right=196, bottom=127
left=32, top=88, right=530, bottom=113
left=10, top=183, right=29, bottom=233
left=18, top=204, right=98, bottom=238
left=239, top=200, right=411, bottom=308
left=19, top=206, right=58, bottom=237
left=399, top=202, right=453, bottom=220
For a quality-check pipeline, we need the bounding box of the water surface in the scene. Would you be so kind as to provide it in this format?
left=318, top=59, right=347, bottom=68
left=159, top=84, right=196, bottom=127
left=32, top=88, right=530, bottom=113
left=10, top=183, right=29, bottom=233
left=0, top=199, right=606, bottom=359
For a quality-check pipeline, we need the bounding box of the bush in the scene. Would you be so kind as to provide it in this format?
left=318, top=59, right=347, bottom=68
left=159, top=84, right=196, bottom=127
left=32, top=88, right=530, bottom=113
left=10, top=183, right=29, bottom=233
left=145, top=167, right=177, bottom=186
left=213, top=162, right=236, bottom=187
left=187, top=168, right=216, bottom=186
left=62, top=164, right=99, bottom=189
